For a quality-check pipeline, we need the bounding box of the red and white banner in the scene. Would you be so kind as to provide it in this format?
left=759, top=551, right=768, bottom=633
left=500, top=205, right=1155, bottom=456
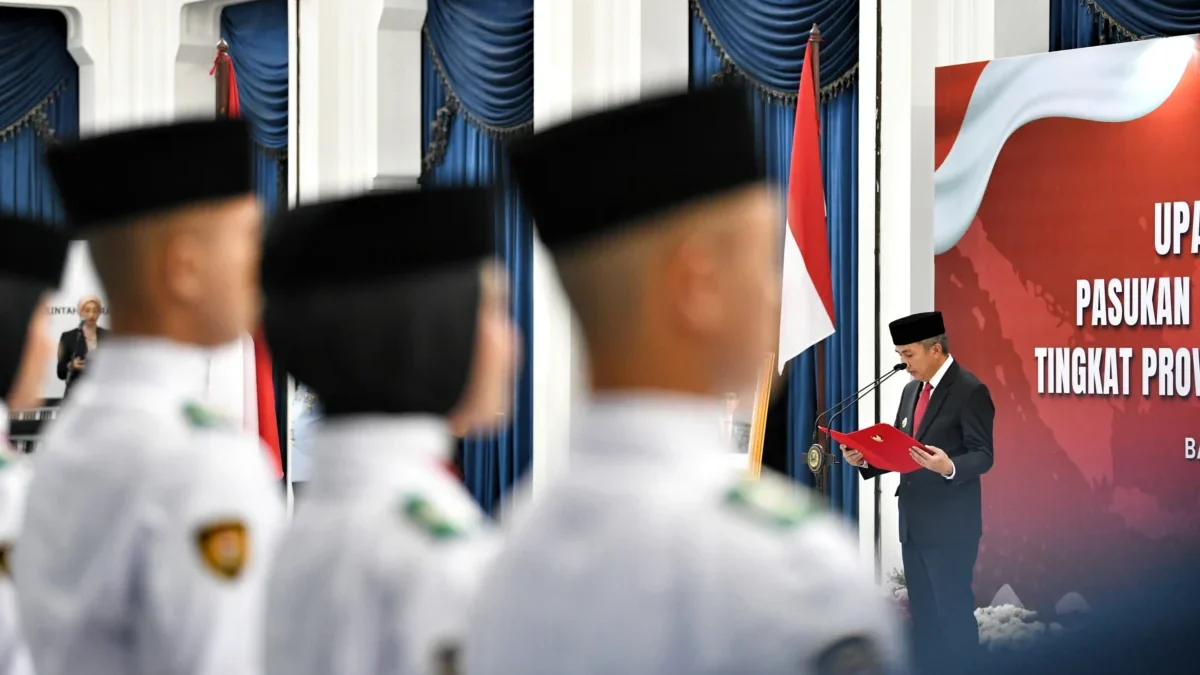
left=778, top=38, right=835, bottom=370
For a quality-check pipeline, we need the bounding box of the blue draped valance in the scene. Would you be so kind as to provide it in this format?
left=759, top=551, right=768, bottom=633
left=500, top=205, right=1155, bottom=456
left=422, top=0, right=533, bottom=174
left=1084, top=0, right=1200, bottom=42
left=221, top=0, right=288, bottom=151
left=1052, top=0, right=1200, bottom=51
left=692, top=0, right=858, bottom=101
left=0, top=8, right=78, bottom=223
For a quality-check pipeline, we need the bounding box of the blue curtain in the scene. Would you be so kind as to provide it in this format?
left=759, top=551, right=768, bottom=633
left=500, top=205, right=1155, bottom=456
left=1051, top=0, right=1200, bottom=51
left=0, top=8, right=78, bottom=225
left=221, top=0, right=290, bottom=475
left=421, top=0, right=533, bottom=516
left=690, top=0, right=859, bottom=520
left=221, top=0, right=288, bottom=214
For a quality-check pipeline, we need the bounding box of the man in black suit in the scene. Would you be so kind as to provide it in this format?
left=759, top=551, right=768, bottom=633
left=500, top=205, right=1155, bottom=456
left=842, top=311, right=995, bottom=672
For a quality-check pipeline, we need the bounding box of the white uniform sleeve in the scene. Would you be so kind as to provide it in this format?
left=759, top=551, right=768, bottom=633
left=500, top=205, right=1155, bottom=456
left=142, top=433, right=284, bottom=675
left=400, top=534, right=501, bottom=675
left=779, top=518, right=910, bottom=675
left=0, top=460, right=33, bottom=675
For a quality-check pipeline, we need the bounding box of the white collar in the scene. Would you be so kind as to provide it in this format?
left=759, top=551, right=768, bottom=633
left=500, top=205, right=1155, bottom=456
left=86, top=336, right=212, bottom=399
left=573, top=392, right=726, bottom=460
left=0, top=399, right=7, bottom=440
left=928, top=355, right=955, bottom=389
left=310, top=414, right=453, bottom=493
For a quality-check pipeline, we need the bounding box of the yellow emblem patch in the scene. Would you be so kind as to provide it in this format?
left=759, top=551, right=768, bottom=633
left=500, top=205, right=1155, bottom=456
left=195, top=520, right=249, bottom=580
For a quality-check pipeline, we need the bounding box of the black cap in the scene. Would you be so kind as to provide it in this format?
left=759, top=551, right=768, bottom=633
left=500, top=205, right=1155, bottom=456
left=0, top=213, right=69, bottom=287
left=45, top=118, right=253, bottom=231
left=261, top=187, right=497, bottom=294
left=509, top=84, right=764, bottom=251
left=889, top=311, right=946, bottom=346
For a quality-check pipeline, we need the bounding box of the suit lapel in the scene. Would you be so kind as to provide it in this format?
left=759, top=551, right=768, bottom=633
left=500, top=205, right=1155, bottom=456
left=916, top=361, right=959, bottom=441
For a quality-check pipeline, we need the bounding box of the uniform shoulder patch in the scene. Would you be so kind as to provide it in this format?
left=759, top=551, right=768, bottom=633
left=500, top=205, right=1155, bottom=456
left=182, top=401, right=227, bottom=429
left=723, top=473, right=822, bottom=530
left=194, top=519, right=250, bottom=580
left=814, top=636, right=885, bottom=675
left=400, top=494, right=468, bottom=541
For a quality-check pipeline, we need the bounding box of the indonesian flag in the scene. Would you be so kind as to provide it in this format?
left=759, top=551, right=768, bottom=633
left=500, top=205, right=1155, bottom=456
left=777, top=37, right=835, bottom=372
left=213, top=45, right=283, bottom=479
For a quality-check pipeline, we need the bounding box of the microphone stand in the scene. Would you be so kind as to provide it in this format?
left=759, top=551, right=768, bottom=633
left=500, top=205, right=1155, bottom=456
left=806, top=364, right=906, bottom=472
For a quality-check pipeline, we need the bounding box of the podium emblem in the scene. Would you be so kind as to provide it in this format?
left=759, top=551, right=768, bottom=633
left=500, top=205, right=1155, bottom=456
left=871, top=435, right=883, bottom=442
left=806, top=445, right=824, bottom=473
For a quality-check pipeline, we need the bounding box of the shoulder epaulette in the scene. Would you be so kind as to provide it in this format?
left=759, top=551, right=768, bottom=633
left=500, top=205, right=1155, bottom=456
left=723, top=473, right=823, bottom=530
left=399, top=494, right=471, bottom=541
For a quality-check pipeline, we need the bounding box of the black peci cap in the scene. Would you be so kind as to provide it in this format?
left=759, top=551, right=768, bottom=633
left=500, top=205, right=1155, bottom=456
left=889, top=311, right=946, bottom=346
left=508, top=84, right=765, bottom=252
left=45, top=118, right=254, bottom=232
left=260, top=187, right=497, bottom=294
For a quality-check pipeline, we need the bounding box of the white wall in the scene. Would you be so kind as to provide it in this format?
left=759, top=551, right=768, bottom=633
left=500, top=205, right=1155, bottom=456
left=529, top=0, right=690, bottom=495
left=857, top=0, right=1049, bottom=580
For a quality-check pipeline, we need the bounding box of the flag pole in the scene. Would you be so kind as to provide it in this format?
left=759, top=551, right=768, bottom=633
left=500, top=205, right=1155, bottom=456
left=806, top=24, right=830, bottom=495
left=746, top=352, right=776, bottom=480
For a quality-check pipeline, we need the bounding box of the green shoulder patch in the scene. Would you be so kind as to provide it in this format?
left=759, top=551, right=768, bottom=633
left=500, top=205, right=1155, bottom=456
left=724, top=474, right=822, bottom=530
left=182, top=402, right=226, bottom=429
left=401, top=494, right=467, bottom=540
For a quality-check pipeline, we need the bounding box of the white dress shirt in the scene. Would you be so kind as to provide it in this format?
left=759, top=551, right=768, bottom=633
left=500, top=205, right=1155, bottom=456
left=265, top=415, right=500, bottom=675
left=927, top=355, right=956, bottom=479
left=465, top=394, right=907, bottom=675
left=13, top=338, right=285, bottom=675
left=0, top=401, right=33, bottom=675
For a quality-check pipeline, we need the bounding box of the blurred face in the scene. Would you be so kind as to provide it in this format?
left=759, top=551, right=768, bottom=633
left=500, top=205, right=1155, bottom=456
left=896, top=341, right=943, bottom=382
left=168, top=196, right=263, bottom=345
left=448, top=264, right=522, bottom=435
left=7, top=298, right=53, bottom=411
left=673, top=185, right=780, bottom=393
left=80, top=300, right=101, bottom=326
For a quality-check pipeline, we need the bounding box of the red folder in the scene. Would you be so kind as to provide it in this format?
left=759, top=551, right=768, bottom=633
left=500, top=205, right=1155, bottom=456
left=819, top=423, right=926, bottom=473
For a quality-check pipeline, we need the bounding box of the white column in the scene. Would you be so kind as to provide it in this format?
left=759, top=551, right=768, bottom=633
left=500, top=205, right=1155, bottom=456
left=529, top=0, right=689, bottom=497
left=858, top=0, right=1049, bottom=579
left=296, top=0, right=425, bottom=201
left=938, top=0, right=1049, bottom=66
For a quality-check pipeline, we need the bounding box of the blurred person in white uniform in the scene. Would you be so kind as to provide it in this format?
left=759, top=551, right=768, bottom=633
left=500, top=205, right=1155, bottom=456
left=260, top=188, right=519, bottom=675
left=464, top=86, right=908, bottom=675
left=13, top=119, right=285, bottom=675
left=0, top=215, right=70, bottom=675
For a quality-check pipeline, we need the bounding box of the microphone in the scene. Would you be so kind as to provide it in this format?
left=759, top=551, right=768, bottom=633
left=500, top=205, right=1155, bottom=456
left=807, top=363, right=906, bottom=469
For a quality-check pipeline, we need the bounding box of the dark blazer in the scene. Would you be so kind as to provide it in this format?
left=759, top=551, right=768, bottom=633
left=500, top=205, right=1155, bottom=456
left=859, top=360, right=995, bottom=543
left=56, top=326, right=107, bottom=388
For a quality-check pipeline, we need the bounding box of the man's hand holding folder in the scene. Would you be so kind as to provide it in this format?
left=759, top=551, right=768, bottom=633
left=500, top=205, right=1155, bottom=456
left=819, top=423, right=929, bottom=473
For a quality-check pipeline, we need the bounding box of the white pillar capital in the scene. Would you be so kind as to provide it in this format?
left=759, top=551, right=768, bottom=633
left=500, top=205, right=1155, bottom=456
left=296, top=0, right=427, bottom=202
left=938, top=0, right=1050, bottom=66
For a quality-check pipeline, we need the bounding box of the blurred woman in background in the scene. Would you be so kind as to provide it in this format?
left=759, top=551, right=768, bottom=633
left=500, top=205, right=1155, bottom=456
left=56, top=295, right=105, bottom=396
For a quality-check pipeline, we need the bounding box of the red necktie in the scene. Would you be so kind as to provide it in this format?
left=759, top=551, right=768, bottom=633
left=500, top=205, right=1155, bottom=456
left=912, top=383, right=933, bottom=433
